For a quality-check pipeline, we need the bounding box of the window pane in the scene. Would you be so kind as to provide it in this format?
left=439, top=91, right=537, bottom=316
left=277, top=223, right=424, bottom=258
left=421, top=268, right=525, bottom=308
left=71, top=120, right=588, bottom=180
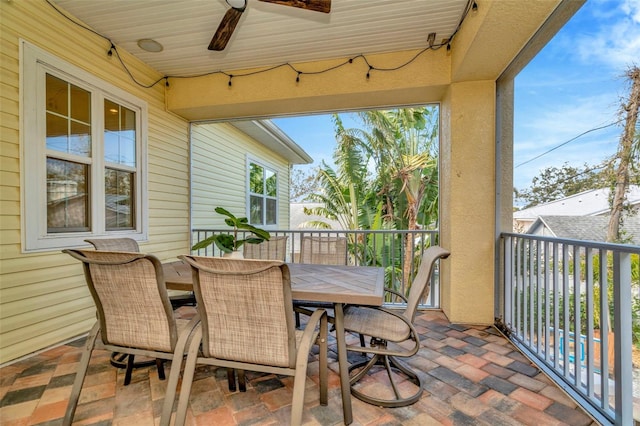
left=45, top=74, right=68, bottom=115
left=266, top=198, right=277, bottom=225
left=47, top=158, right=89, bottom=232
left=250, top=195, right=263, bottom=225
left=121, top=106, right=135, bottom=131
left=249, top=163, right=263, bottom=194
left=46, top=74, right=91, bottom=156
left=104, top=131, right=119, bottom=164
left=265, top=169, right=277, bottom=197
left=104, top=100, right=119, bottom=132
left=70, top=84, right=91, bottom=123
left=46, top=113, right=68, bottom=152
left=69, top=121, right=91, bottom=156
left=105, top=168, right=134, bottom=230
left=104, top=100, right=136, bottom=167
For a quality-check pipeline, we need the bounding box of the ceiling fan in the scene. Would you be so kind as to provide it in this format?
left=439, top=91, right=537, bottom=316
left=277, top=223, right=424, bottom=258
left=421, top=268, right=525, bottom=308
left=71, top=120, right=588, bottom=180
left=209, top=0, right=331, bottom=51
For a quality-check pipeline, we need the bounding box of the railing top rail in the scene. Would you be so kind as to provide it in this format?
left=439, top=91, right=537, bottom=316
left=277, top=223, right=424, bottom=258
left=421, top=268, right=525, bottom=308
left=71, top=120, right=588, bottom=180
left=501, top=232, right=640, bottom=254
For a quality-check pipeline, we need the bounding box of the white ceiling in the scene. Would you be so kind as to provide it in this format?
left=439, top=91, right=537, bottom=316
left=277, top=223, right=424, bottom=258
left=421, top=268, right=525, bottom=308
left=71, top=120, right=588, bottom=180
left=51, top=0, right=471, bottom=77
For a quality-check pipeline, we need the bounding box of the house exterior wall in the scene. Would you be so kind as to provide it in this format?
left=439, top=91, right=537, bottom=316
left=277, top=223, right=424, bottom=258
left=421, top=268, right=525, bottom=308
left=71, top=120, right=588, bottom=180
left=190, top=122, right=291, bottom=232
left=0, top=0, right=191, bottom=363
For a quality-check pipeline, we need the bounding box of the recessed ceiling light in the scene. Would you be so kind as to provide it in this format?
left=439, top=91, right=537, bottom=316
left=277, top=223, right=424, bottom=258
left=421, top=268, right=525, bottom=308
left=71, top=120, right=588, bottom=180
left=226, top=0, right=246, bottom=8
left=137, top=38, right=163, bottom=53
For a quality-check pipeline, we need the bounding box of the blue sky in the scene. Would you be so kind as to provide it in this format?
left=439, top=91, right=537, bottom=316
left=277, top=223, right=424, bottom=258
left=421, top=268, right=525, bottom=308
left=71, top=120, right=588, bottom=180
left=274, top=0, right=640, bottom=192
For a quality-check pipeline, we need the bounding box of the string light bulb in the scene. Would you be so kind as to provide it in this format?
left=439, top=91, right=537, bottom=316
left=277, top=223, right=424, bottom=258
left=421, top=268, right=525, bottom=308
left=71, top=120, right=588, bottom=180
left=427, top=32, right=436, bottom=48
left=296, top=71, right=301, bottom=83
left=228, top=75, right=233, bottom=87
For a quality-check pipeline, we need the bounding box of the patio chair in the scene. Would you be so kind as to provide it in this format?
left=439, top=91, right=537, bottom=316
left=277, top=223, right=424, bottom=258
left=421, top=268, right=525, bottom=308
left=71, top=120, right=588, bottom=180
left=61, top=249, right=199, bottom=426
left=341, top=245, right=450, bottom=407
left=84, top=237, right=140, bottom=252
left=299, top=235, right=348, bottom=265
left=243, top=235, right=288, bottom=261
left=173, top=256, right=328, bottom=426
left=85, top=238, right=196, bottom=309
left=84, top=238, right=196, bottom=385
left=293, top=235, right=348, bottom=327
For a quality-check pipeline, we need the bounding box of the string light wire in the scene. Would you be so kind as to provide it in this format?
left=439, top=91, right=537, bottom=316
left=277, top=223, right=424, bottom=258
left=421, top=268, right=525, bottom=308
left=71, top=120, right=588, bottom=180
left=45, top=0, right=477, bottom=89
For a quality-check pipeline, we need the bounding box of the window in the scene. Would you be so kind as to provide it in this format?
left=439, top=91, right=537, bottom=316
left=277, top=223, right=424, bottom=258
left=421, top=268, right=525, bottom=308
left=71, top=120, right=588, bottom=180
left=248, top=160, right=278, bottom=226
left=22, top=42, right=147, bottom=251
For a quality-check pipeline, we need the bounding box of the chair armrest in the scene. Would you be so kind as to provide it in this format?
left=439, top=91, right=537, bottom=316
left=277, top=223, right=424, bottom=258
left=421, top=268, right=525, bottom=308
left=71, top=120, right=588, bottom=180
left=296, top=309, right=328, bottom=361
left=384, top=287, right=408, bottom=303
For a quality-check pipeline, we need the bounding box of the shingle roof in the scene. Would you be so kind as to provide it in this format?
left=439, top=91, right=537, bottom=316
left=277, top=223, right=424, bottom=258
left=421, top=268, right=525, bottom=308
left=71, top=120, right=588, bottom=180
left=514, top=185, right=640, bottom=220
left=528, top=215, right=640, bottom=245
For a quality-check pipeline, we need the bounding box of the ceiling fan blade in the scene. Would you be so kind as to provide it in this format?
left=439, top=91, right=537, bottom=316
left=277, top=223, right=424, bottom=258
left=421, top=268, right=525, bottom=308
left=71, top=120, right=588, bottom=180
left=208, top=7, right=245, bottom=51
left=258, top=0, right=331, bottom=13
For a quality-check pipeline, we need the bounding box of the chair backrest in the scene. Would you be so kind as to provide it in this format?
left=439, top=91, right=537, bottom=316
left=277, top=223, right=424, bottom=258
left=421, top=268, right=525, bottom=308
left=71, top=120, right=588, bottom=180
left=404, top=246, right=450, bottom=322
left=300, top=236, right=347, bottom=265
left=243, top=236, right=288, bottom=261
left=180, top=256, right=296, bottom=368
left=63, top=249, right=178, bottom=352
left=85, top=237, right=140, bottom=252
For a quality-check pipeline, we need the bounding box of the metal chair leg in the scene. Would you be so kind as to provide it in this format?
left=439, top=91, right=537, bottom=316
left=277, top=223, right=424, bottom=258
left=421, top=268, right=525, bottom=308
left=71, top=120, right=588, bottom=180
left=348, top=353, right=424, bottom=408
left=124, top=354, right=135, bottom=385
left=156, top=359, right=166, bottom=380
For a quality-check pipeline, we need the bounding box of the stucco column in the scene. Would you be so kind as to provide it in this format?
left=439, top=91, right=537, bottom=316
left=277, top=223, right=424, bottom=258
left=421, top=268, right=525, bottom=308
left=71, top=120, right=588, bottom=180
left=439, top=80, right=496, bottom=325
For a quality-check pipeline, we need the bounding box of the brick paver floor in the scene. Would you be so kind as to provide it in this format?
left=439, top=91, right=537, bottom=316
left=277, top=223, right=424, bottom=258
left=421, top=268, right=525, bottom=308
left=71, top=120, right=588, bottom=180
left=0, top=309, right=597, bottom=425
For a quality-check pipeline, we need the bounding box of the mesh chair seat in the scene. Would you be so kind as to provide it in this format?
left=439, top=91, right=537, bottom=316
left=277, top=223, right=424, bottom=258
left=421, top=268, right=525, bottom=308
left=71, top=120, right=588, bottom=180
left=85, top=237, right=196, bottom=310
left=243, top=236, right=288, bottom=261
left=85, top=237, right=140, bottom=252
left=343, top=306, right=411, bottom=342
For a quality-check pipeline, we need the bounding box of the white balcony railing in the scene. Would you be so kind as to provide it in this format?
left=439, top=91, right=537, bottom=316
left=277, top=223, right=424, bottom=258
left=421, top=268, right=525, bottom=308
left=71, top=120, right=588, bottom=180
left=501, top=233, right=640, bottom=425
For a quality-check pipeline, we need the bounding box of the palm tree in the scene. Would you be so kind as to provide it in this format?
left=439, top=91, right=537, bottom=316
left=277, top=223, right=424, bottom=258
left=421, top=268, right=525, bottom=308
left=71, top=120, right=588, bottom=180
left=338, top=107, right=440, bottom=286
left=302, top=107, right=439, bottom=289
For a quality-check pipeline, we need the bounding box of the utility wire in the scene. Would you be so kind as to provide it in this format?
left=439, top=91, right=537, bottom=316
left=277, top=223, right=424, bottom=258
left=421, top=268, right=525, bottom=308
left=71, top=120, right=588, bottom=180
left=515, top=120, right=623, bottom=168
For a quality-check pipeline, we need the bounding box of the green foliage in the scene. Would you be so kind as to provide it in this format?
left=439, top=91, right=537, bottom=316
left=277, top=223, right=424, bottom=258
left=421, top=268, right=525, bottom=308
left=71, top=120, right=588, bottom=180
left=514, top=162, right=610, bottom=209
left=300, top=107, right=440, bottom=291
left=191, top=207, right=270, bottom=253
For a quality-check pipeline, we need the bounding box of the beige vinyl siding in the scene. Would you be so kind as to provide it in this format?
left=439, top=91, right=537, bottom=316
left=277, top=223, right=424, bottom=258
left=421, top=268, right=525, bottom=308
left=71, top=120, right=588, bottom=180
left=191, top=122, right=290, bottom=231
left=0, top=1, right=190, bottom=363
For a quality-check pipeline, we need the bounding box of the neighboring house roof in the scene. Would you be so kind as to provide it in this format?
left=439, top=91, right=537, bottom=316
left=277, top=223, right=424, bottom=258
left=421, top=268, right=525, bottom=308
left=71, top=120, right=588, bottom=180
left=231, top=120, right=312, bottom=165
left=527, top=215, right=640, bottom=245
left=290, top=203, right=342, bottom=230
left=514, top=185, right=640, bottom=220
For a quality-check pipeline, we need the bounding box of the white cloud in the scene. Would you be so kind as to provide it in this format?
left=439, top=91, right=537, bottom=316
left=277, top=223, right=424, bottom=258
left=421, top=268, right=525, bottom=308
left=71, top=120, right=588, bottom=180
left=574, top=0, right=640, bottom=69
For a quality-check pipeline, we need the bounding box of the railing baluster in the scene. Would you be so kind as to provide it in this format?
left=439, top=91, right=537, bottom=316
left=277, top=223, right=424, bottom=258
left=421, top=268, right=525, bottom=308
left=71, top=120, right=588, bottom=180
left=573, top=244, right=581, bottom=387
left=585, top=247, right=594, bottom=398
left=500, top=233, right=639, bottom=425
left=544, top=240, right=551, bottom=363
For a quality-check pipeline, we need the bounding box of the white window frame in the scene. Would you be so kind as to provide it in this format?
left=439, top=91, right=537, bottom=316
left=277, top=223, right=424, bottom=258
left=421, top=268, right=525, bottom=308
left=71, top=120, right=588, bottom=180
left=20, top=41, right=148, bottom=252
left=246, top=156, right=279, bottom=229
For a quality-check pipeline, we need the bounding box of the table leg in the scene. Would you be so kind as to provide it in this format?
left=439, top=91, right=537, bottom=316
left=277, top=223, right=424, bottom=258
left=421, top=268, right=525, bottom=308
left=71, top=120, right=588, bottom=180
left=333, top=303, right=353, bottom=425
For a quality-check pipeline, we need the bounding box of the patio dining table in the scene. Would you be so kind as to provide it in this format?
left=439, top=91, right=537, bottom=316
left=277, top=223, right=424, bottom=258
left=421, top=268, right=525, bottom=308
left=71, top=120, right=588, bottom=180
left=163, top=260, right=385, bottom=425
